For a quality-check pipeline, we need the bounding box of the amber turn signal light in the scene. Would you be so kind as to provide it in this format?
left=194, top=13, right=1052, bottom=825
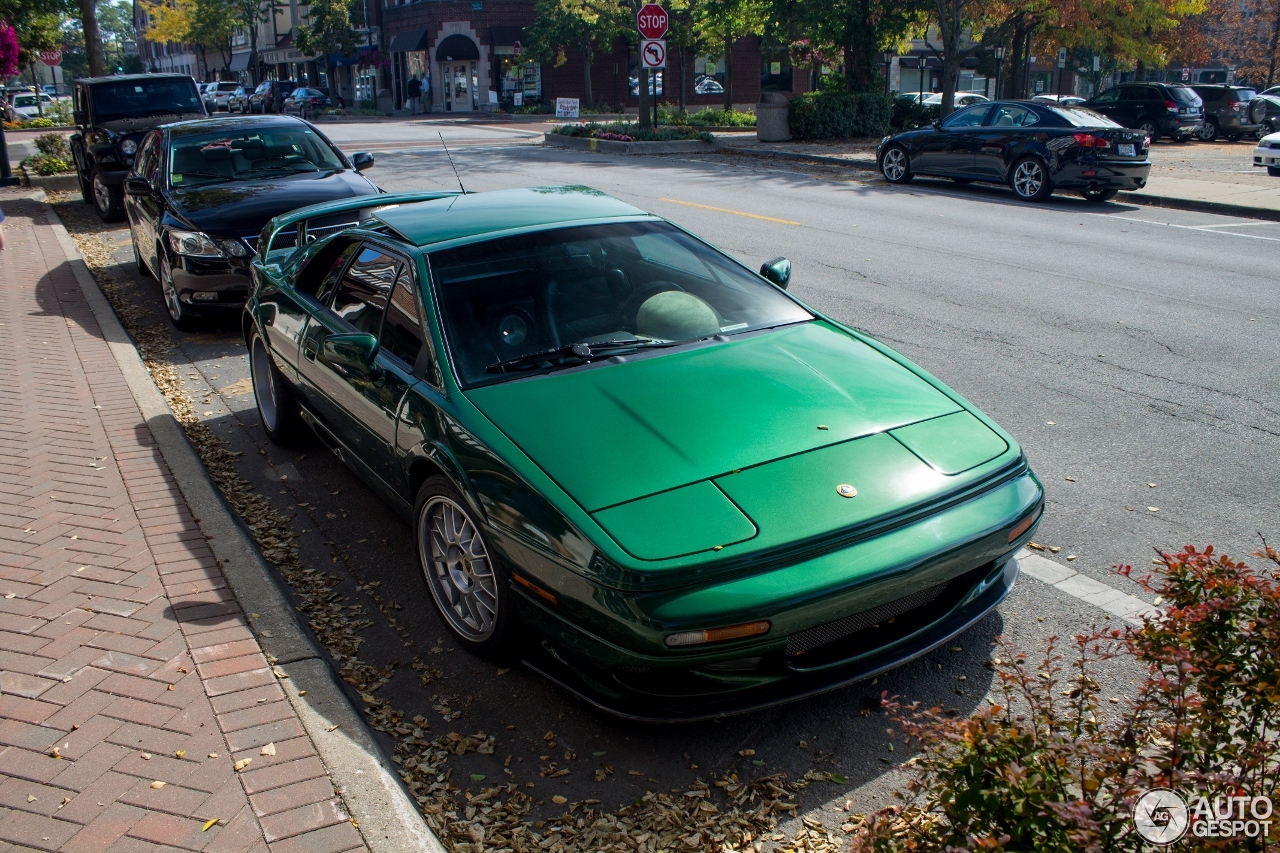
left=1007, top=505, right=1043, bottom=543
left=512, top=573, right=557, bottom=605
left=665, top=620, right=771, bottom=648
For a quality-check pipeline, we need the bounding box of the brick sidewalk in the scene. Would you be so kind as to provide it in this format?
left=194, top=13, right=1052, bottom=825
left=0, top=195, right=368, bottom=853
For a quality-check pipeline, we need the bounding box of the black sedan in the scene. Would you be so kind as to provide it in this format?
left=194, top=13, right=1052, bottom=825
left=123, top=115, right=378, bottom=329
left=877, top=100, right=1151, bottom=202
left=283, top=88, right=331, bottom=119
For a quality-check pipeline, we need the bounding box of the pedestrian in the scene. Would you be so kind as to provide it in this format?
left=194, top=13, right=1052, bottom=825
left=407, top=76, right=422, bottom=115
left=0, top=205, right=6, bottom=251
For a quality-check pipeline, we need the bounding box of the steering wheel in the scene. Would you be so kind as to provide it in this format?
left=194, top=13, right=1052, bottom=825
left=613, top=280, right=683, bottom=329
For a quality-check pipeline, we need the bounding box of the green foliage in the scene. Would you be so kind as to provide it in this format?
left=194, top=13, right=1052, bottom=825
left=818, top=72, right=847, bottom=93
left=34, top=131, right=69, bottom=157
left=788, top=91, right=892, bottom=139
left=689, top=107, right=756, bottom=126
left=552, top=121, right=713, bottom=142
left=513, top=99, right=556, bottom=114
left=890, top=97, right=939, bottom=131
left=294, top=0, right=361, bottom=65
left=22, top=153, right=73, bottom=173
left=853, top=543, right=1280, bottom=853
left=19, top=116, right=57, bottom=127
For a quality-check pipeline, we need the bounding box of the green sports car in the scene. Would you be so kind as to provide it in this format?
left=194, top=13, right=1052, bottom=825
left=244, top=187, right=1043, bottom=720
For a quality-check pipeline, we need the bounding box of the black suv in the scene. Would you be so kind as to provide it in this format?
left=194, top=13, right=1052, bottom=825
left=248, top=79, right=297, bottom=114
left=69, top=74, right=206, bottom=222
left=1082, top=82, right=1204, bottom=142
left=1190, top=85, right=1260, bottom=141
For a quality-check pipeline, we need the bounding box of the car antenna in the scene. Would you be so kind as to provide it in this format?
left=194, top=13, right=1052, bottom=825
left=438, top=132, right=467, bottom=194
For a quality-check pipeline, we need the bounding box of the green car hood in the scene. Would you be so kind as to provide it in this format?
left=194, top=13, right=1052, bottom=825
left=467, top=322, right=1012, bottom=558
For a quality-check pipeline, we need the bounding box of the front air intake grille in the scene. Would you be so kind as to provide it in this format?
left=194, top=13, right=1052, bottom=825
left=786, top=582, right=948, bottom=658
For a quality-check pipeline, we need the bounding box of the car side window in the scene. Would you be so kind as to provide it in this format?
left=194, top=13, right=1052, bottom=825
left=941, top=105, right=990, bottom=128
left=1092, top=88, right=1120, bottom=105
left=379, top=267, right=425, bottom=369
left=988, top=104, right=1037, bottom=128
left=134, top=132, right=160, bottom=182
left=298, top=238, right=360, bottom=299
left=330, top=245, right=399, bottom=334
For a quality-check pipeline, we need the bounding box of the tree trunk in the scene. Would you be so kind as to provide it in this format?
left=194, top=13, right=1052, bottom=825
left=678, top=45, right=686, bottom=112
left=79, top=0, right=104, bottom=76
left=582, top=47, right=594, bottom=108
left=638, top=56, right=651, bottom=130
left=723, top=34, right=732, bottom=111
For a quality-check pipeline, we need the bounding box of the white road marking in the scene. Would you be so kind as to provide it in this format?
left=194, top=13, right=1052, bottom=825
left=1016, top=550, right=1156, bottom=625
left=1082, top=212, right=1280, bottom=241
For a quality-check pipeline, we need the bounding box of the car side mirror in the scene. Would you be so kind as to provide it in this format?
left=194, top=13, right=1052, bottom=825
left=759, top=256, right=792, bottom=290
left=931, top=119, right=942, bottom=130
left=73, top=109, right=87, bottom=125
left=352, top=152, right=374, bottom=171
left=322, top=332, right=379, bottom=375
left=124, top=176, right=153, bottom=196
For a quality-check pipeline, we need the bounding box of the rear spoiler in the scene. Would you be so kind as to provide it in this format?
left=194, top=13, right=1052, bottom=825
left=255, top=191, right=462, bottom=261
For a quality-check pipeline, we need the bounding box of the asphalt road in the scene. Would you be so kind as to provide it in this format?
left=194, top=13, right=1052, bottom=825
left=55, top=134, right=1279, bottom=835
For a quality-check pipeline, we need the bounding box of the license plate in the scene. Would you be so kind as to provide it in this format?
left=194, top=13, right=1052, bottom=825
left=1118, top=143, right=1135, bottom=156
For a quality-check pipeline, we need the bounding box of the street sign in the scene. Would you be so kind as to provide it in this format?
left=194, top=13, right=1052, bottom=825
left=556, top=97, right=579, bottom=118
left=641, top=39, right=666, bottom=69
left=39, top=50, right=62, bottom=66
left=513, top=40, right=522, bottom=56
left=513, top=92, right=523, bottom=107
left=1181, top=66, right=1190, bottom=81
left=1057, top=47, right=1066, bottom=68
left=1092, top=55, right=1100, bottom=72
left=636, top=4, right=668, bottom=39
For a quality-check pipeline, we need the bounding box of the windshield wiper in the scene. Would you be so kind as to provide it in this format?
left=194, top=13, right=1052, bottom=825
left=486, top=338, right=675, bottom=374
left=245, top=164, right=321, bottom=173
left=176, top=171, right=235, bottom=183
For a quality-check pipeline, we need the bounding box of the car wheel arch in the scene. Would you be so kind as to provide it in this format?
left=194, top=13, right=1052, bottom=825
left=408, top=445, right=483, bottom=522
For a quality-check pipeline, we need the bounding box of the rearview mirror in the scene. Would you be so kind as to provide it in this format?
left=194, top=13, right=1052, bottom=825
left=351, top=152, right=375, bottom=171
left=759, top=257, right=792, bottom=290
left=124, top=176, right=152, bottom=196
left=322, top=333, right=379, bottom=375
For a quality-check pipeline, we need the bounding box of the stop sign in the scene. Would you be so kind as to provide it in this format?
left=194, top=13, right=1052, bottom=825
left=39, top=50, right=62, bottom=66
left=636, top=4, right=668, bottom=39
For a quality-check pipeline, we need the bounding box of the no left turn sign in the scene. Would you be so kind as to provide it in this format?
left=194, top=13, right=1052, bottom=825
left=641, top=39, right=666, bottom=69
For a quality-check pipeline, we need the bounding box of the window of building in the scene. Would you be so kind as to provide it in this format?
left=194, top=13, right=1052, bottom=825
left=760, top=47, right=791, bottom=93
left=496, top=58, right=540, bottom=106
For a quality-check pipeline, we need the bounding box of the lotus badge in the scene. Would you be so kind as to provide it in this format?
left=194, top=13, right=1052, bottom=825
left=836, top=484, right=857, bottom=498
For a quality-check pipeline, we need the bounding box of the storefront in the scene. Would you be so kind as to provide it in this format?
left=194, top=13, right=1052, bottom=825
left=491, top=27, right=540, bottom=109
left=435, top=32, right=481, bottom=111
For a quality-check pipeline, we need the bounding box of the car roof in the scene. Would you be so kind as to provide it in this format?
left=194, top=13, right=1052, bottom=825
left=372, top=187, right=651, bottom=249
left=161, top=115, right=310, bottom=135
left=75, top=74, right=193, bottom=85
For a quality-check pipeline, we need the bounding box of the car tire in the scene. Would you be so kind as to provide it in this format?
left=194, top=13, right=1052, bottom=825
left=77, top=168, right=93, bottom=204
left=90, top=168, right=124, bottom=222
left=1269, top=166, right=1280, bottom=177
left=1138, top=120, right=1159, bottom=143
left=1197, top=120, right=1219, bottom=142
left=880, top=145, right=913, bottom=184
left=1173, top=136, right=1191, bottom=144
left=249, top=327, right=306, bottom=445
left=1080, top=188, right=1118, bottom=202
left=1010, top=156, right=1053, bottom=202
left=1225, top=133, right=1241, bottom=142
left=158, top=248, right=198, bottom=331
left=414, top=476, right=518, bottom=659
left=132, top=229, right=152, bottom=279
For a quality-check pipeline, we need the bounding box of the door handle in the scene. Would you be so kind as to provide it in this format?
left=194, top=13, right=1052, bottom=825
left=303, top=335, right=319, bottom=360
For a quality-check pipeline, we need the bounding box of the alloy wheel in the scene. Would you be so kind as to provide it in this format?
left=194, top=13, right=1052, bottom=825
left=1012, top=160, right=1044, bottom=199
left=160, top=253, right=183, bottom=324
left=419, top=497, right=498, bottom=642
left=882, top=147, right=907, bottom=182
left=1197, top=121, right=1218, bottom=142
left=92, top=174, right=112, bottom=212
left=251, top=336, right=279, bottom=433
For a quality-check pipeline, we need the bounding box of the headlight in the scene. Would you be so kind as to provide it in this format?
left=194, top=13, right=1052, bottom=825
left=215, top=237, right=248, bottom=257
left=168, top=230, right=224, bottom=258
left=120, top=138, right=137, bottom=155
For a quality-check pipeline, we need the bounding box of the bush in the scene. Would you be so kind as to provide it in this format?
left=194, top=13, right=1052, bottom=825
left=21, top=117, right=56, bottom=128
left=852, top=543, right=1280, bottom=853
left=21, top=154, right=73, bottom=175
left=890, top=97, right=939, bottom=132
left=513, top=99, right=555, bottom=115
left=551, top=121, right=711, bottom=143
left=788, top=91, right=892, bottom=139
left=34, top=132, right=69, bottom=159
left=687, top=107, right=755, bottom=127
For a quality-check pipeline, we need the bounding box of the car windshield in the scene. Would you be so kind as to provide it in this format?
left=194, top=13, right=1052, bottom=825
left=1047, top=107, right=1123, bottom=127
left=15, top=95, right=35, bottom=107
left=430, top=221, right=813, bottom=388
left=1169, top=87, right=1201, bottom=104
left=1233, top=89, right=1256, bottom=100
left=217, top=83, right=238, bottom=92
left=169, top=126, right=345, bottom=186
left=91, top=78, right=202, bottom=122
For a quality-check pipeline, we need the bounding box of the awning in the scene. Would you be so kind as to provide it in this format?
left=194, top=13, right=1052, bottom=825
left=490, top=26, right=525, bottom=47
left=229, top=52, right=251, bottom=72
left=898, top=56, right=941, bottom=70
left=435, top=34, right=479, bottom=62
left=329, top=46, right=374, bottom=67
left=387, top=29, right=430, bottom=53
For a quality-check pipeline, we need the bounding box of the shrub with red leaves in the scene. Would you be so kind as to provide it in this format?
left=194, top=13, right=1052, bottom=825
left=851, top=544, right=1280, bottom=853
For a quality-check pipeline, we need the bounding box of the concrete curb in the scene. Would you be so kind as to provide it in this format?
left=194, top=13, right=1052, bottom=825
left=21, top=166, right=80, bottom=193
left=38, top=196, right=444, bottom=853
left=544, top=132, right=713, bottom=155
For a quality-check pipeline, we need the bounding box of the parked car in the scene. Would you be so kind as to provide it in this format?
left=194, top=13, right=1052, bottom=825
left=1081, top=82, right=1203, bottom=142
left=243, top=186, right=1043, bottom=719
left=227, top=86, right=252, bottom=113
left=693, top=75, right=724, bottom=95
left=282, top=87, right=331, bottom=118
left=1190, top=84, right=1259, bottom=141
left=202, top=81, right=241, bottom=112
left=1031, top=94, right=1086, bottom=107
left=10, top=91, right=54, bottom=119
left=877, top=99, right=1150, bottom=202
left=123, top=114, right=377, bottom=330
left=69, top=73, right=207, bottom=222
left=248, top=79, right=297, bottom=114
left=896, top=93, right=989, bottom=107
left=1253, top=129, right=1280, bottom=175
left=628, top=72, right=664, bottom=96
left=1249, top=93, right=1280, bottom=136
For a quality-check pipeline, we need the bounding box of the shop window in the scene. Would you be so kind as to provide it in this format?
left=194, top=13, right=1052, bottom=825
left=760, top=52, right=792, bottom=92
left=497, top=58, right=540, bottom=107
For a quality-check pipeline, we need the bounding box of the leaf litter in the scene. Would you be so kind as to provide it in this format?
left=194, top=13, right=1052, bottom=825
left=52, top=195, right=862, bottom=852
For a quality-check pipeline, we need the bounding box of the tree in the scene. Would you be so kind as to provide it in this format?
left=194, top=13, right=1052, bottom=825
left=227, top=0, right=278, bottom=85
left=0, top=20, right=19, bottom=79
left=79, top=0, right=103, bottom=75
left=525, top=0, right=627, bottom=108
left=188, top=0, right=239, bottom=76
left=779, top=0, right=926, bottom=94
left=294, top=0, right=362, bottom=101
left=97, top=0, right=135, bottom=71
left=697, top=0, right=769, bottom=109
left=666, top=0, right=714, bottom=111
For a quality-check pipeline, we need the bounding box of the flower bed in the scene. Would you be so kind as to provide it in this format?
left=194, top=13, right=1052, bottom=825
left=552, top=121, right=712, bottom=143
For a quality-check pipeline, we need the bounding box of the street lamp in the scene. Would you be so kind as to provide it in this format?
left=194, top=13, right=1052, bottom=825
left=993, top=44, right=1005, bottom=100
left=882, top=51, right=895, bottom=95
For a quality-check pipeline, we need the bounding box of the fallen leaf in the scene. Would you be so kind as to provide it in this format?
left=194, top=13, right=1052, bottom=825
left=201, top=818, right=219, bottom=832
left=27, top=794, right=36, bottom=802
left=830, top=773, right=848, bottom=784
left=552, top=795, right=568, bottom=804
left=208, top=753, right=218, bottom=758
left=738, top=749, right=755, bottom=757
left=233, top=759, right=252, bottom=772
left=150, top=781, right=165, bottom=789
left=141, top=753, right=152, bottom=760
left=469, top=774, right=486, bottom=781
left=1148, top=507, right=1159, bottom=512
left=175, top=750, right=185, bottom=758
left=260, top=743, right=276, bottom=756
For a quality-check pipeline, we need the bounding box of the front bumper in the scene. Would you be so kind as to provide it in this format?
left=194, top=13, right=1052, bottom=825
left=1253, top=145, right=1280, bottom=168
left=171, top=256, right=250, bottom=314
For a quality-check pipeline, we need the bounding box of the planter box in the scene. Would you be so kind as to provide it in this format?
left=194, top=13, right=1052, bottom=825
left=22, top=166, right=80, bottom=193
left=544, top=133, right=712, bottom=155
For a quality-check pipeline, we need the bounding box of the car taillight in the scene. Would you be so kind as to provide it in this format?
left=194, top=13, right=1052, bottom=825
left=1164, top=99, right=1178, bottom=110
left=1073, top=133, right=1112, bottom=149
left=1229, top=101, right=1242, bottom=111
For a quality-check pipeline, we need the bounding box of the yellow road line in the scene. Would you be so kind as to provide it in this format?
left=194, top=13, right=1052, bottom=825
left=658, top=198, right=800, bottom=225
